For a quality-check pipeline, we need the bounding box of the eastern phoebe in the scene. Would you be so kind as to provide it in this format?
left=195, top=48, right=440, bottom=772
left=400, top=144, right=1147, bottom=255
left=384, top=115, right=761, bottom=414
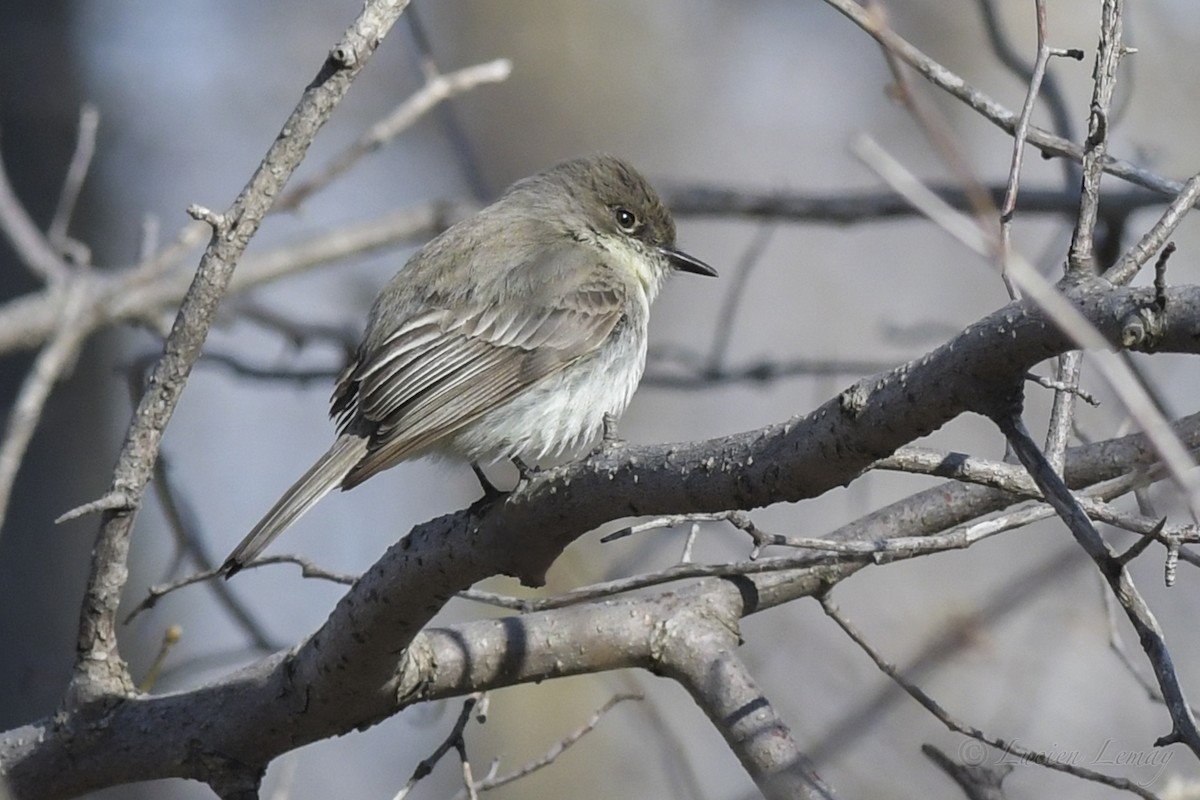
left=221, top=154, right=716, bottom=577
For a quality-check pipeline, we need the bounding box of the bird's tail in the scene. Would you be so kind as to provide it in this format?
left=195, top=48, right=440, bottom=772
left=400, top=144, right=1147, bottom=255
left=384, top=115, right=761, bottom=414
left=220, top=435, right=368, bottom=578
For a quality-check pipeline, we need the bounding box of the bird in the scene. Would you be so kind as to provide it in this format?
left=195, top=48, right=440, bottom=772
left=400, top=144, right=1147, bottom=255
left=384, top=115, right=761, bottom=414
left=220, top=154, right=716, bottom=577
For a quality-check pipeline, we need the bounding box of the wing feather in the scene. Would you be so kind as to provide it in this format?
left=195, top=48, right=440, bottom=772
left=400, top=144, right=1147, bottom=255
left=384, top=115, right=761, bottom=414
left=357, top=335, right=481, bottom=422
left=333, top=245, right=630, bottom=488
left=354, top=311, right=450, bottom=380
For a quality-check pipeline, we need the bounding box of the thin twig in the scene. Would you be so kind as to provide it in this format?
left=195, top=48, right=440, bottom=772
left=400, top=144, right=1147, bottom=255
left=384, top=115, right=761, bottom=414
left=55, top=491, right=133, bottom=524
left=451, top=694, right=643, bottom=798
left=998, top=412, right=1200, bottom=756
left=402, top=6, right=489, bottom=200
left=852, top=133, right=1200, bottom=525
left=145, top=438, right=279, bottom=651
left=232, top=303, right=359, bottom=353
left=278, top=58, right=511, bottom=212
left=665, top=183, right=1161, bottom=224
left=197, top=351, right=340, bottom=385
left=1027, top=370, right=1098, bottom=405
left=811, top=545, right=1086, bottom=766
left=47, top=104, right=100, bottom=252
left=823, top=0, right=1185, bottom=200
left=137, top=625, right=182, bottom=693
left=867, top=2, right=996, bottom=233
left=0, top=279, right=92, bottom=534
left=820, top=594, right=1160, bottom=800
left=1067, top=0, right=1123, bottom=274
left=706, top=223, right=774, bottom=374
left=1043, top=351, right=1084, bottom=474
left=1105, top=174, right=1200, bottom=286
left=997, top=0, right=1052, bottom=298
left=921, top=743, right=1012, bottom=800
left=107, top=204, right=456, bottom=342
left=977, top=0, right=1081, bottom=186
left=0, top=133, right=69, bottom=282
left=1101, top=582, right=1200, bottom=716
left=602, top=511, right=749, bottom=544
left=392, top=695, right=481, bottom=800
left=644, top=345, right=897, bottom=388
left=124, top=553, right=357, bottom=625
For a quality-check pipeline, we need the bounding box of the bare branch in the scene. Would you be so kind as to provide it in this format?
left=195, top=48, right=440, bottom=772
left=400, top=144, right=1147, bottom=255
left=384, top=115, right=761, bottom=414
left=69, top=0, right=415, bottom=705
left=664, top=182, right=1160, bottom=224
left=978, top=0, right=1081, bottom=185
left=921, top=743, right=1012, bottom=800
left=55, top=491, right=133, bottom=524
left=279, top=58, right=512, bottom=211
left=0, top=180, right=1179, bottom=363
left=998, top=412, right=1200, bottom=756
left=392, top=694, right=480, bottom=800
left=706, top=223, right=774, bottom=373
left=853, top=132, right=1200, bottom=523
left=1028, top=369, right=1098, bottom=405
left=47, top=104, right=100, bottom=252
left=867, top=1, right=996, bottom=235
left=124, top=554, right=356, bottom=625
left=450, top=694, right=643, bottom=798
left=823, top=0, right=1188, bottom=200
left=821, top=594, right=1160, bottom=799
left=0, top=135, right=69, bottom=283
left=644, top=345, right=898, bottom=388
left=1043, top=350, right=1084, bottom=474
left=1067, top=0, right=1125, bottom=274
left=0, top=202, right=454, bottom=359
left=648, top=602, right=833, bottom=800
left=0, top=279, right=93, bottom=532
left=1105, top=174, right=1200, bottom=286
left=997, top=0, right=1052, bottom=298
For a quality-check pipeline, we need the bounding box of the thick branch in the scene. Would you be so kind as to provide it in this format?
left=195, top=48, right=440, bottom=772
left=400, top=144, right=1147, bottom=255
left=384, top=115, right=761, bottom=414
left=653, top=598, right=834, bottom=800
left=7, top=280, right=1200, bottom=795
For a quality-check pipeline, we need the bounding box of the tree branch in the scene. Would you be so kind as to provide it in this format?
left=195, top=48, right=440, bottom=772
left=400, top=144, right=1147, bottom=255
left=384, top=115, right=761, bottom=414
left=68, top=0, right=413, bottom=707
left=822, top=0, right=1189, bottom=200
left=997, top=411, right=1200, bottom=756
left=8, top=277, right=1200, bottom=796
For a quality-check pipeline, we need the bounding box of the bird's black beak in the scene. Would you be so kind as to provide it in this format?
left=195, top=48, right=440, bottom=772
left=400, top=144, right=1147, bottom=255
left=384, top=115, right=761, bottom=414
left=660, top=246, right=718, bottom=277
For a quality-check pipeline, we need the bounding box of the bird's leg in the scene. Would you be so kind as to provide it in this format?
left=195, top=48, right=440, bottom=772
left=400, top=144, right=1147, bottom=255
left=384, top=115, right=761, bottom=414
left=589, top=412, right=625, bottom=458
left=602, top=412, right=621, bottom=443
left=471, top=462, right=506, bottom=502
left=510, top=455, right=540, bottom=491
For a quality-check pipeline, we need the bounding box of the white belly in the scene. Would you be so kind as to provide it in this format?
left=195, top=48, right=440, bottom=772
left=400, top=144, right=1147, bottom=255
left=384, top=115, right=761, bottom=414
left=444, top=314, right=648, bottom=463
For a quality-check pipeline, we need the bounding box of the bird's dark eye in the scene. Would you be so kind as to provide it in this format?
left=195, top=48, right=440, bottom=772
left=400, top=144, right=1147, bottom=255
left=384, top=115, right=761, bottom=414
left=613, top=207, right=638, bottom=233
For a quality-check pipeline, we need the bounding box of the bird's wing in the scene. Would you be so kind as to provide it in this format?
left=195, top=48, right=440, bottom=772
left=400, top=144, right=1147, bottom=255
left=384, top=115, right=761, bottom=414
left=335, top=250, right=628, bottom=488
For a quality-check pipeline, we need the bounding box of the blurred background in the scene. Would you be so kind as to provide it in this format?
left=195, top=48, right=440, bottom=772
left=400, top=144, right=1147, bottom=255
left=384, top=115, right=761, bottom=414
left=2, top=1, right=1200, bottom=797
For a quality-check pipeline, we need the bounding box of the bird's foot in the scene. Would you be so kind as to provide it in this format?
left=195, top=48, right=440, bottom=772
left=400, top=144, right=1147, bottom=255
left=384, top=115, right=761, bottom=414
left=589, top=413, right=625, bottom=458
left=511, top=455, right=541, bottom=492
left=471, top=462, right=507, bottom=503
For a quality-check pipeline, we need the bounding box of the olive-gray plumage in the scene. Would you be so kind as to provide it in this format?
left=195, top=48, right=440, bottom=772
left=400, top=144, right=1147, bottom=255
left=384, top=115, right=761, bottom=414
left=221, top=155, right=715, bottom=576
